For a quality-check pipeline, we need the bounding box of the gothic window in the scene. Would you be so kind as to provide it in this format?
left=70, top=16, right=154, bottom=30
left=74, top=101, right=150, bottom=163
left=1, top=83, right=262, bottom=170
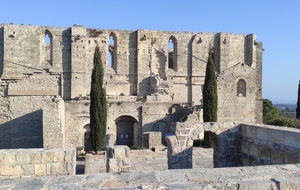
left=108, top=33, right=117, bottom=69
left=237, top=79, right=246, bottom=97
left=168, top=36, right=177, bottom=70
left=43, top=30, right=53, bottom=66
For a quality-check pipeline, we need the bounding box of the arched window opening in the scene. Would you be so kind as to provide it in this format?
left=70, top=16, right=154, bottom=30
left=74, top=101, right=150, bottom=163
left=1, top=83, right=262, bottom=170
left=168, top=36, right=177, bottom=70
left=237, top=79, right=246, bottom=97
left=43, top=31, right=53, bottom=66
left=108, top=34, right=116, bottom=68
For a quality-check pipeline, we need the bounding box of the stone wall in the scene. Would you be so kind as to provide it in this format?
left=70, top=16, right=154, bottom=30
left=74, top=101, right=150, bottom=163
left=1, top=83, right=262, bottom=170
left=167, top=122, right=241, bottom=169
left=241, top=124, right=300, bottom=166
left=0, top=23, right=263, bottom=149
left=0, top=148, right=76, bottom=179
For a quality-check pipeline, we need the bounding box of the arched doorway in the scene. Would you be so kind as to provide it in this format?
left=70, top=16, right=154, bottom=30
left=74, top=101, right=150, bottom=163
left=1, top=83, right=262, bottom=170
left=83, top=124, right=92, bottom=152
left=151, top=120, right=169, bottom=145
left=115, top=116, right=138, bottom=147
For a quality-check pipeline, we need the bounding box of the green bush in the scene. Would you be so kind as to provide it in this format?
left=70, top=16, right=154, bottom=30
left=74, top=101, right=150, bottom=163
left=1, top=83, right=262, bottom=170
left=266, top=117, right=300, bottom=129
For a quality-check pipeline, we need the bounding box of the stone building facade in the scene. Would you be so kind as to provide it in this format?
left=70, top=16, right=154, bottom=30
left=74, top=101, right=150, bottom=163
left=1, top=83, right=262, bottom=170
left=0, top=23, right=263, bottom=149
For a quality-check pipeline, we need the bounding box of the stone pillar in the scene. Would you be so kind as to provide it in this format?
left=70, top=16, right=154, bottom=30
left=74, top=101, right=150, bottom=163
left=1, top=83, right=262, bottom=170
left=106, top=145, right=130, bottom=173
left=165, top=134, right=192, bottom=169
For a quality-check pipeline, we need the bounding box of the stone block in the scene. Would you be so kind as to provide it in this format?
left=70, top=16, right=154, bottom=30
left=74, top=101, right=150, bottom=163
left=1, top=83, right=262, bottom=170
left=35, top=164, right=46, bottom=176
left=42, top=152, right=54, bottom=163
left=64, top=148, right=76, bottom=162
left=30, top=153, right=42, bottom=164
left=284, top=153, right=298, bottom=164
left=270, top=150, right=284, bottom=164
left=284, top=131, right=300, bottom=148
left=268, top=129, right=283, bottom=144
left=256, top=127, right=269, bottom=141
left=240, top=141, right=249, bottom=154
left=21, top=164, right=35, bottom=176
left=237, top=180, right=277, bottom=189
left=46, top=163, right=63, bottom=175
left=258, top=146, right=271, bottom=160
left=248, top=143, right=258, bottom=157
left=16, top=153, right=31, bottom=165
left=0, top=154, right=4, bottom=164
left=5, top=153, right=16, bottom=165
left=245, top=125, right=257, bottom=138
left=0, top=165, right=21, bottom=176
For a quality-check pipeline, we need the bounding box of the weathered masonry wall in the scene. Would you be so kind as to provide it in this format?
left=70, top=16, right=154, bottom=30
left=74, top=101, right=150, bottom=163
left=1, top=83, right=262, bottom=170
left=0, top=148, right=76, bottom=179
left=167, top=122, right=300, bottom=169
left=167, top=122, right=241, bottom=169
left=241, top=124, right=300, bottom=166
left=0, top=23, right=263, bottom=149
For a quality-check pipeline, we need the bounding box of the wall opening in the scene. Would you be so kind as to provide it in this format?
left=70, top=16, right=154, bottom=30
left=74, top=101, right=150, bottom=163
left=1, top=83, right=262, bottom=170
left=83, top=124, right=92, bottom=152
left=237, top=79, right=246, bottom=97
left=108, top=33, right=117, bottom=70
left=168, top=36, right=177, bottom=70
left=43, top=30, right=53, bottom=66
left=115, top=116, right=137, bottom=147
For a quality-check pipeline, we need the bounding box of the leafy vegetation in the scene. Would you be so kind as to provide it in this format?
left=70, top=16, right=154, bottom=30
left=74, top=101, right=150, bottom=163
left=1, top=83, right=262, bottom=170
left=89, top=46, right=107, bottom=153
left=297, top=81, right=300, bottom=119
left=263, top=99, right=300, bottom=129
left=203, top=47, right=218, bottom=122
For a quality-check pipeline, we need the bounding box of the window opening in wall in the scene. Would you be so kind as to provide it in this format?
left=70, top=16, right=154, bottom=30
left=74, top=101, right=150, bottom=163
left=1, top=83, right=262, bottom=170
left=108, top=35, right=115, bottom=67
left=43, top=31, right=52, bottom=66
left=168, top=38, right=174, bottom=69
left=168, top=36, right=177, bottom=70
left=44, top=34, right=51, bottom=44
left=237, top=79, right=246, bottom=97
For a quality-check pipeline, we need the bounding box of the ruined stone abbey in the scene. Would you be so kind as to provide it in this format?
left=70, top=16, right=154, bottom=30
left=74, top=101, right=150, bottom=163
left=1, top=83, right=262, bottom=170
left=0, top=23, right=263, bottom=150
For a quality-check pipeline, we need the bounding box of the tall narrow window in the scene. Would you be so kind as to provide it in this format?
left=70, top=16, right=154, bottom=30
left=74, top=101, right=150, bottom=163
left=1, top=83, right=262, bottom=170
left=108, top=33, right=117, bottom=69
left=43, top=30, right=53, bottom=66
left=237, top=79, right=246, bottom=97
left=168, top=36, right=177, bottom=70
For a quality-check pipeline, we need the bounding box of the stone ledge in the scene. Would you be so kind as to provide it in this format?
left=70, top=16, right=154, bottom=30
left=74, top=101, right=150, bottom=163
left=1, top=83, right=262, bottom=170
left=1, top=164, right=300, bottom=189
left=8, top=90, right=58, bottom=96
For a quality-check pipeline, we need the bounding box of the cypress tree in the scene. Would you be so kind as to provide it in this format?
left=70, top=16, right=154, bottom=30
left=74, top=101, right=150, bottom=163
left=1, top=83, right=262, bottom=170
left=296, top=81, right=300, bottom=120
left=203, top=47, right=218, bottom=122
left=90, top=46, right=107, bottom=153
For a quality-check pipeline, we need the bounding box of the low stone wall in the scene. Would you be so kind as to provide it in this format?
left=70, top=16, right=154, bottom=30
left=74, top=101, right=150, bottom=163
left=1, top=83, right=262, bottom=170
left=167, top=122, right=241, bottom=168
left=84, top=147, right=213, bottom=174
left=143, top=131, right=162, bottom=149
left=0, top=148, right=76, bottom=179
left=241, top=124, right=300, bottom=166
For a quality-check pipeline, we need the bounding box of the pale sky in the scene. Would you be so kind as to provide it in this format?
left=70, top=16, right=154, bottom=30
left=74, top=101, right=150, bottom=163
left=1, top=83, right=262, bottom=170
left=1, top=0, right=299, bottom=104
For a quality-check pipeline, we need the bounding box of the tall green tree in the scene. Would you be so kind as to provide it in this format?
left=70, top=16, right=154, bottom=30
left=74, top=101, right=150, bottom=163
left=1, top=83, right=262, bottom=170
left=297, top=81, right=300, bottom=120
left=90, top=46, right=107, bottom=153
left=263, top=99, right=281, bottom=123
left=203, top=47, right=218, bottom=122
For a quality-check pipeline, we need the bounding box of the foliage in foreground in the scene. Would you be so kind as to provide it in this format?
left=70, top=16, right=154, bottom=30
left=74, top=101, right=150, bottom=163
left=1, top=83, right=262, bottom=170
left=263, top=99, right=300, bottom=129
left=90, top=46, right=107, bottom=152
left=203, top=47, right=218, bottom=122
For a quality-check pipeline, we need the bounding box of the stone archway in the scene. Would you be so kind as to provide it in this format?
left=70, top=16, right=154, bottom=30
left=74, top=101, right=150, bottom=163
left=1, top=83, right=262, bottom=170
left=115, top=116, right=138, bottom=147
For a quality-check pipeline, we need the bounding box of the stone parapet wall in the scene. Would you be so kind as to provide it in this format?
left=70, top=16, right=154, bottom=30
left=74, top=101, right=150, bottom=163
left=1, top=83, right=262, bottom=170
left=168, top=122, right=242, bottom=168
left=241, top=124, right=300, bottom=166
left=0, top=148, right=76, bottom=179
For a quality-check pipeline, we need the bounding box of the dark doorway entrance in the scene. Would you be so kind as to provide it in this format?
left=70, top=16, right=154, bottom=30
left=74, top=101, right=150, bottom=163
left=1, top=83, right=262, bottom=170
left=116, top=116, right=137, bottom=147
